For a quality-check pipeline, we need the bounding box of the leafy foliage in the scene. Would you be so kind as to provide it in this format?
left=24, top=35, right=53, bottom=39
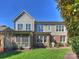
left=56, top=0, right=79, bottom=54
left=70, top=36, right=79, bottom=54
left=56, top=0, right=79, bottom=38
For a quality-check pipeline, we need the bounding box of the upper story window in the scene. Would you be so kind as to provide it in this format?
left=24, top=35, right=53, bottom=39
left=42, top=25, right=51, bottom=32
left=48, top=25, right=51, bottom=30
left=56, top=25, right=64, bottom=32
left=44, top=25, right=49, bottom=30
left=26, top=24, right=31, bottom=31
left=36, top=24, right=43, bottom=32
left=36, top=24, right=51, bottom=32
left=38, top=25, right=43, bottom=32
left=46, top=25, right=51, bottom=30
left=18, top=24, right=23, bottom=31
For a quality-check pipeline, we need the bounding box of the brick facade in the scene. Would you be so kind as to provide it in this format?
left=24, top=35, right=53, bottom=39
left=0, top=47, right=4, bottom=52
left=54, top=35, right=60, bottom=43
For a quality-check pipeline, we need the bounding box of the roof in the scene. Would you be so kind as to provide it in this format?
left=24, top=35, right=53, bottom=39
left=12, top=31, right=33, bottom=35
left=0, top=25, right=13, bottom=32
left=13, top=11, right=35, bottom=22
left=13, top=11, right=64, bottom=24
left=35, top=21, right=64, bottom=25
left=34, top=32, right=51, bottom=35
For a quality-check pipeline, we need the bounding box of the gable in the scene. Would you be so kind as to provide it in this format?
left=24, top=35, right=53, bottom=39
left=14, top=11, right=35, bottom=31
left=14, top=11, right=34, bottom=23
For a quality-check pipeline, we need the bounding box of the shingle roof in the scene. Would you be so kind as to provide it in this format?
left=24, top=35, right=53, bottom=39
left=0, top=25, right=13, bottom=32
left=35, top=21, right=64, bottom=25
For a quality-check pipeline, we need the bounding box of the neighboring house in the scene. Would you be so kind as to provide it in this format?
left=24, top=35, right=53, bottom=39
left=0, top=11, right=67, bottom=52
left=0, top=25, right=13, bottom=52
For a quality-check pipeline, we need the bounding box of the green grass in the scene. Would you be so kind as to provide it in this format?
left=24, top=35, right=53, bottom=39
left=0, top=48, right=69, bottom=59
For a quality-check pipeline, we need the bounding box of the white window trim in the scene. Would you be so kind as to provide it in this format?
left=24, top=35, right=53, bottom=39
left=60, top=36, right=65, bottom=43
left=36, top=35, right=45, bottom=43
left=56, top=25, right=64, bottom=32
left=18, top=24, right=23, bottom=31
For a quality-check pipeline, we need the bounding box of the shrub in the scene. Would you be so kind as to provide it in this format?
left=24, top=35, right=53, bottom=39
left=56, top=43, right=60, bottom=48
left=56, top=43, right=64, bottom=48
left=70, top=36, right=79, bottom=55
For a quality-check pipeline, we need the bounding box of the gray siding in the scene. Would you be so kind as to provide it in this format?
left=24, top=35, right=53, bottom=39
left=15, top=13, right=35, bottom=31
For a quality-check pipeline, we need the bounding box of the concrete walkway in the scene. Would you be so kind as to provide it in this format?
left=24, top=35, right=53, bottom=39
left=64, top=50, right=77, bottom=59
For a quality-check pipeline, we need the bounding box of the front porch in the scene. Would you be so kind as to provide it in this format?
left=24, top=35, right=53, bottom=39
left=12, top=31, right=33, bottom=50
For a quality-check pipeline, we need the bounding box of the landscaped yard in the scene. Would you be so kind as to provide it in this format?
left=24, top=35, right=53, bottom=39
left=0, top=48, right=69, bottom=59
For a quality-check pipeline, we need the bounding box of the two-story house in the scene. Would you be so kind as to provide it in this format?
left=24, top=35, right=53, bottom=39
left=0, top=11, right=67, bottom=52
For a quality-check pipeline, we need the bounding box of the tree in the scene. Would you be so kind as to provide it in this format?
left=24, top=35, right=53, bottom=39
left=56, top=0, right=79, bottom=56
left=56, top=0, right=79, bottom=38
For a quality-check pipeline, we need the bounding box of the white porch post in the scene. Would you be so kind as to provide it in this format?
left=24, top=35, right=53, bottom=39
left=46, top=35, right=50, bottom=48
left=28, top=35, right=31, bottom=48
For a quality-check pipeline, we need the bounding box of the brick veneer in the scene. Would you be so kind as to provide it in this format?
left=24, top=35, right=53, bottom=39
left=0, top=47, right=4, bottom=52
left=54, top=35, right=60, bottom=43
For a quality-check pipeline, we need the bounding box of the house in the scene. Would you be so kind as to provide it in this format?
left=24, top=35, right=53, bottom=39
left=0, top=25, right=13, bottom=52
left=0, top=11, right=67, bottom=52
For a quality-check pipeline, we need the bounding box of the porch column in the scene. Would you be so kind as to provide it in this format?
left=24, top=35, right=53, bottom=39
left=28, top=32, right=33, bottom=49
left=28, top=35, right=31, bottom=49
left=46, top=35, right=50, bottom=48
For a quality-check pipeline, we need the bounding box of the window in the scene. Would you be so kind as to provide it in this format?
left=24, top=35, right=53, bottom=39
left=44, top=36, right=46, bottom=42
left=18, top=24, right=23, bottom=31
left=16, top=36, right=21, bottom=47
left=39, top=25, right=43, bottom=32
left=48, top=25, right=51, bottom=30
left=36, top=36, right=42, bottom=43
left=59, top=25, right=61, bottom=31
left=62, top=25, right=64, bottom=31
left=36, top=24, right=51, bottom=32
left=44, top=25, right=48, bottom=30
left=60, top=36, right=65, bottom=43
left=22, top=36, right=28, bottom=47
left=26, top=24, right=31, bottom=31
left=56, top=25, right=64, bottom=32
left=44, top=25, right=51, bottom=30
left=16, top=35, right=29, bottom=48
left=22, top=37, right=28, bottom=42
left=36, top=35, right=46, bottom=43
left=16, top=36, right=20, bottom=42
left=36, top=24, right=43, bottom=32
left=56, top=25, right=59, bottom=31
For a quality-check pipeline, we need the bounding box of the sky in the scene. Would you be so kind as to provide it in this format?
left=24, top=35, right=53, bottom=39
left=0, top=0, right=63, bottom=28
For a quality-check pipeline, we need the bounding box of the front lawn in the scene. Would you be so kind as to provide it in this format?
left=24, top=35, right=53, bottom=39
left=0, top=48, right=69, bottom=59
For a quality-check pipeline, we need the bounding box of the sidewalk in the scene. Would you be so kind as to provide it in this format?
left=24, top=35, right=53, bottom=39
left=64, top=50, right=77, bottom=59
